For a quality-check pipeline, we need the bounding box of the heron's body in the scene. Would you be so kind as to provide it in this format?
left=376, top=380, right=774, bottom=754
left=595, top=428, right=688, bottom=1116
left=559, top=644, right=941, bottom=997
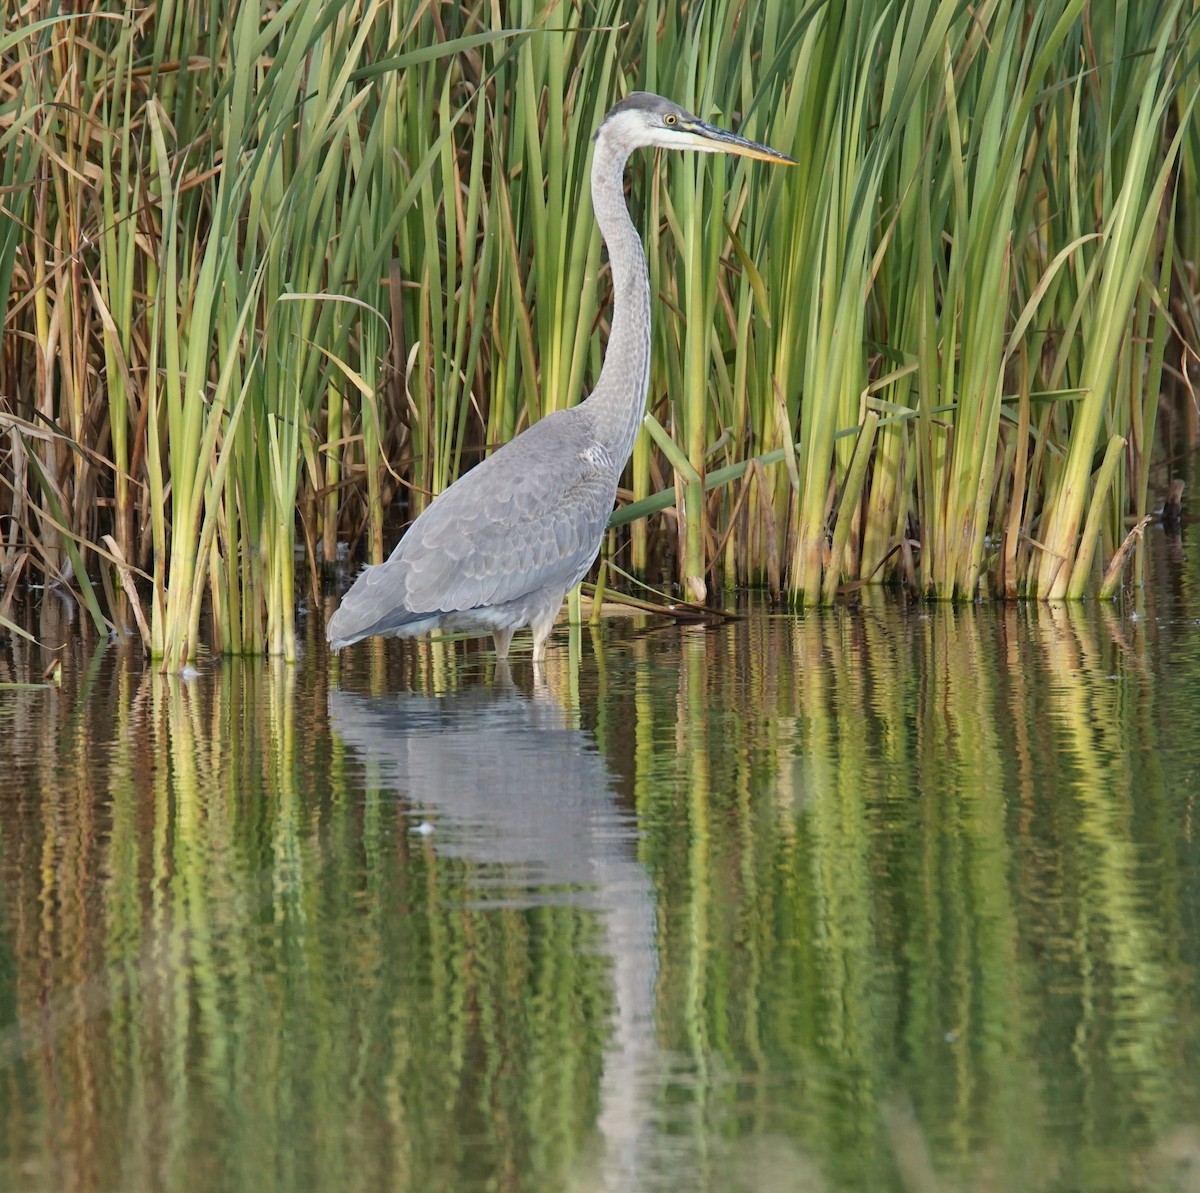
left=326, top=93, right=792, bottom=660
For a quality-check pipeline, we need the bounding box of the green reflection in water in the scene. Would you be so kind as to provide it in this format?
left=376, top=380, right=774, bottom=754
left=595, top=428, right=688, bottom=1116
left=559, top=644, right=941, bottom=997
left=0, top=594, right=1198, bottom=1191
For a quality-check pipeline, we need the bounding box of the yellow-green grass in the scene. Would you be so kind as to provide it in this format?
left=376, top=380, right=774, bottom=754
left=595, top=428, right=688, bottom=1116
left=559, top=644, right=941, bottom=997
left=1, top=0, right=1195, bottom=661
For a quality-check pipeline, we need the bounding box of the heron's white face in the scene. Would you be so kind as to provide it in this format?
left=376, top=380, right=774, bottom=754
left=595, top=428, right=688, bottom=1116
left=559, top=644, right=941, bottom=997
left=600, top=105, right=795, bottom=166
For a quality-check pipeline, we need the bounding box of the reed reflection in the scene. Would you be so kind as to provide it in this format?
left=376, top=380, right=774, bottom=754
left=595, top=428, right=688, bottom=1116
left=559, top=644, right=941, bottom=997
left=621, top=604, right=1200, bottom=1189
left=1, top=598, right=1199, bottom=1192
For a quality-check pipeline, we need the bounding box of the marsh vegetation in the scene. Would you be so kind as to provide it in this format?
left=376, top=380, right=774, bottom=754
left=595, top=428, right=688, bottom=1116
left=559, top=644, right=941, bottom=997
left=2, top=0, right=1197, bottom=664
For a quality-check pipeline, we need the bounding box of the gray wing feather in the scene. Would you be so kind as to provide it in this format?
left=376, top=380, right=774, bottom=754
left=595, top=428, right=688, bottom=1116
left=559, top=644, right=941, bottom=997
left=330, top=410, right=616, bottom=640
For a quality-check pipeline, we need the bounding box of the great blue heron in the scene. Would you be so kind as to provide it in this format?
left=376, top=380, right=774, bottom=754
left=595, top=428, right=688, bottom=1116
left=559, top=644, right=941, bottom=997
left=326, top=92, right=794, bottom=660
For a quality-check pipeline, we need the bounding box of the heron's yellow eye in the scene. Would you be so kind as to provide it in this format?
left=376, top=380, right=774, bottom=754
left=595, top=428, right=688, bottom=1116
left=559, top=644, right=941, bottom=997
left=664, top=114, right=677, bottom=126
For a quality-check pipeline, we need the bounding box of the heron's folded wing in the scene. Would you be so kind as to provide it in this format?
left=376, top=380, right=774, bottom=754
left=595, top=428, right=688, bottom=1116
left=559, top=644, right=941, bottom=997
left=363, top=411, right=618, bottom=617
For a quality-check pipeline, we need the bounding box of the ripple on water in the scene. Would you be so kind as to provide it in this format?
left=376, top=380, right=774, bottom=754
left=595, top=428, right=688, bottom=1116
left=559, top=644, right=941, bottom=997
left=2, top=562, right=1200, bottom=1188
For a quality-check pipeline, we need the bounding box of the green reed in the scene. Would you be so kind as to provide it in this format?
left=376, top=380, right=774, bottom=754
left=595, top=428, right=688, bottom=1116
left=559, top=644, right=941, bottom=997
left=0, top=1, right=1196, bottom=660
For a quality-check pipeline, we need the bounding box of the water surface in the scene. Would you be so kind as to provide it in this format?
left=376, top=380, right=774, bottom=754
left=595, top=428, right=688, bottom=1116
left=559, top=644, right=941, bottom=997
left=2, top=537, right=1200, bottom=1191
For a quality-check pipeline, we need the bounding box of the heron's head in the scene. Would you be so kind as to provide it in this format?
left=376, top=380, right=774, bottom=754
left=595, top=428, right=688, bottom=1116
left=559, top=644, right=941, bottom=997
left=595, top=92, right=795, bottom=166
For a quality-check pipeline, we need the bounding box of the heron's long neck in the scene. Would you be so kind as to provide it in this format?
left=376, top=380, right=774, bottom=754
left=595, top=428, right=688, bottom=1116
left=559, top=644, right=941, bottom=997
left=582, top=130, right=651, bottom=467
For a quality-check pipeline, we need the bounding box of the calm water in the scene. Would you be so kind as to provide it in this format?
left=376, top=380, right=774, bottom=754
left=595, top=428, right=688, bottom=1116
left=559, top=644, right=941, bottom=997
left=2, top=537, right=1200, bottom=1191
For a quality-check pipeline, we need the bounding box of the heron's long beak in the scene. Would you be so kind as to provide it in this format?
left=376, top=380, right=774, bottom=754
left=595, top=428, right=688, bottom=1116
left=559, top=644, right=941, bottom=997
left=687, top=119, right=796, bottom=165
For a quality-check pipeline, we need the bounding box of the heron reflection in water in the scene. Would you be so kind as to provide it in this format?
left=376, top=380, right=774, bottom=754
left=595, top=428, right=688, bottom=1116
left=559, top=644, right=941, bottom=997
left=328, top=674, right=656, bottom=1187
left=326, top=93, right=794, bottom=661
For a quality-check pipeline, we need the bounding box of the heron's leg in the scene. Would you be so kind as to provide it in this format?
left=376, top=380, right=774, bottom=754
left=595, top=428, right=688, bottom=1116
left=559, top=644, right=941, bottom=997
left=530, top=611, right=556, bottom=665
left=492, top=627, right=514, bottom=659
